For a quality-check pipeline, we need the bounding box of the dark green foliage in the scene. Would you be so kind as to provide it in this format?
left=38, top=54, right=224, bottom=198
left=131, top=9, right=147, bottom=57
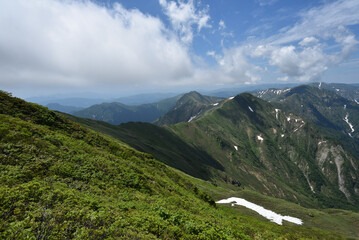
left=0, top=90, right=339, bottom=239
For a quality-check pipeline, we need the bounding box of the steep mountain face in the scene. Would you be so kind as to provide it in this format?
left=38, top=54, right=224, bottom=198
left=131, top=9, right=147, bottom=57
left=253, top=85, right=359, bottom=158
left=73, top=95, right=181, bottom=125
left=2, top=90, right=336, bottom=239
left=154, top=91, right=224, bottom=126
left=310, top=82, right=359, bottom=102
left=168, top=93, right=359, bottom=209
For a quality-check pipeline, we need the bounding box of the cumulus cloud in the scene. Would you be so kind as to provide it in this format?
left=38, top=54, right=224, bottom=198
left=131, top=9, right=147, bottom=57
left=217, top=47, right=261, bottom=84
left=251, top=0, right=359, bottom=82
left=253, top=44, right=334, bottom=82
left=159, top=0, right=210, bottom=44
left=219, top=20, right=226, bottom=30
left=0, top=0, right=193, bottom=88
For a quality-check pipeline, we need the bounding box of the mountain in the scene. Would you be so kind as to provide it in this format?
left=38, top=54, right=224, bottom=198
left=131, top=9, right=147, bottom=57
left=27, top=96, right=110, bottom=108
left=1, top=89, right=340, bottom=239
left=73, top=95, right=182, bottom=125
left=310, top=82, right=359, bottom=102
left=154, top=91, right=225, bottom=126
left=71, top=91, right=359, bottom=211
left=46, top=103, right=84, bottom=114
left=204, top=83, right=301, bottom=98
left=254, top=85, right=359, bottom=159
left=113, top=92, right=179, bottom=106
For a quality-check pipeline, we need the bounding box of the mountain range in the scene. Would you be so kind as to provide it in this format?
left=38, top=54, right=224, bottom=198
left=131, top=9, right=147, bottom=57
left=2, top=83, right=359, bottom=239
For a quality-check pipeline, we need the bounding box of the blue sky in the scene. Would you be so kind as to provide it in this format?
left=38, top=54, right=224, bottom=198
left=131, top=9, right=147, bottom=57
left=0, top=0, right=358, bottom=97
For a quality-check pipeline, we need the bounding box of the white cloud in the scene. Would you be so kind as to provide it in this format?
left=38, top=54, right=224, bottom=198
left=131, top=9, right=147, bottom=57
left=252, top=0, right=359, bottom=82
left=219, top=20, right=226, bottom=30
left=268, top=0, right=359, bottom=45
left=256, top=0, right=278, bottom=7
left=159, top=0, right=210, bottom=44
left=299, top=37, right=319, bottom=47
left=253, top=43, right=336, bottom=82
left=0, top=0, right=193, bottom=88
left=217, top=47, right=261, bottom=84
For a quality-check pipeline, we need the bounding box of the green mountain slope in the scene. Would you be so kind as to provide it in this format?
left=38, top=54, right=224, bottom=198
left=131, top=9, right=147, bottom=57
left=1, top=90, right=340, bottom=239
left=168, top=93, right=359, bottom=209
left=154, top=91, right=224, bottom=126
left=253, top=85, right=359, bottom=159
left=70, top=91, right=359, bottom=210
left=73, top=94, right=182, bottom=125
left=64, top=116, right=224, bottom=180
left=310, top=82, right=359, bottom=102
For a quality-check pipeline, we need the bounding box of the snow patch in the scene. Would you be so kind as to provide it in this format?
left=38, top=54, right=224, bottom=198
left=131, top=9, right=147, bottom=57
left=275, top=109, right=280, bottom=119
left=234, top=146, right=238, bottom=151
left=281, top=134, right=285, bottom=138
left=188, top=115, right=197, bottom=122
left=343, top=113, right=355, bottom=133
left=355, top=99, right=359, bottom=104
left=287, top=117, right=291, bottom=122
left=257, top=135, right=264, bottom=141
left=336, top=89, right=340, bottom=92
left=217, top=197, right=303, bottom=225
left=212, top=103, right=219, bottom=106
left=228, top=96, right=234, bottom=100
left=344, top=104, right=346, bottom=109
left=318, top=82, right=322, bottom=89
left=248, top=106, right=254, bottom=112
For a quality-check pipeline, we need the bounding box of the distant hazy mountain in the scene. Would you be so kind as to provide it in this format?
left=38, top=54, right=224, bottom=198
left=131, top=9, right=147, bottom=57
left=113, top=92, right=179, bottom=105
left=46, top=103, right=84, bottom=114
left=154, top=91, right=225, bottom=126
left=204, top=83, right=301, bottom=98
left=73, top=95, right=182, bottom=124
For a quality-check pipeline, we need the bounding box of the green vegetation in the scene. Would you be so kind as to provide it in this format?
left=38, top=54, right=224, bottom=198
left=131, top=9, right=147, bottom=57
left=0, top=90, right=341, bottom=239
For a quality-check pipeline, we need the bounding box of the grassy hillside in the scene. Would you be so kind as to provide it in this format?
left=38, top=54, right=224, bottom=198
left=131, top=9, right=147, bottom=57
left=0, top=90, right=341, bottom=239
left=64, top=116, right=224, bottom=180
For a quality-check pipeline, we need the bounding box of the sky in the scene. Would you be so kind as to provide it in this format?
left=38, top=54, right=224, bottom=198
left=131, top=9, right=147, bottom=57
left=1, top=0, right=359, bottom=98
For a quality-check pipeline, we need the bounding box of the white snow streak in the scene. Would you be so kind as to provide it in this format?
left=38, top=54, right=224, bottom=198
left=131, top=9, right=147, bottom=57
left=344, top=104, right=346, bottom=109
left=248, top=106, right=254, bottom=112
left=281, top=134, right=285, bottom=138
left=212, top=103, right=219, bottom=106
left=318, top=82, right=322, bottom=89
left=188, top=115, right=197, bottom=122
left=343, top=113, right=355, bottom=133
left=228, top=96, right=234, bottom=100
left=275, top=109, right=279, bottom=119
left=216, top=197, right=303, bottom=225
left=355, top=99, right=359, bottom=104
left=257, top=135, right=264, bottom=141
left=234, top=146, right=238, bottom=151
